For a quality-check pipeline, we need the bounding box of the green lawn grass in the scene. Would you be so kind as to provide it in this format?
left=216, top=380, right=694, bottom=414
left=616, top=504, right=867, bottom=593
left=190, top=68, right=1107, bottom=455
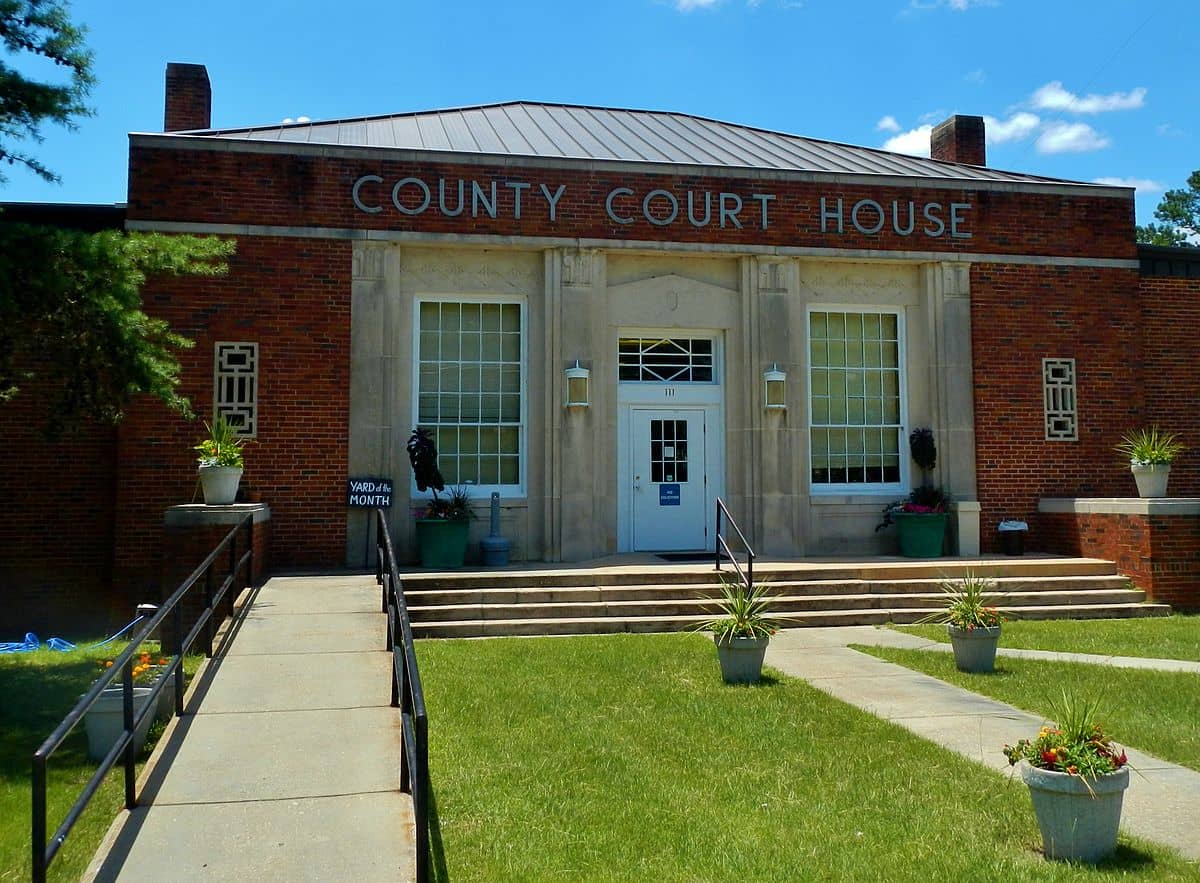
left=0, top=642, right=199, bottom=882
left=419, top=633, right=1197, bottom=881
left=892, top=615, right=1200, bottom=661
left=855, top=646, right=1200, bottom=772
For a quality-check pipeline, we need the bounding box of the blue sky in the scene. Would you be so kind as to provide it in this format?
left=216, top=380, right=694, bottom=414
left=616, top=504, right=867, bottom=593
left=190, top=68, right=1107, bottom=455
left=3, top=0, right=1195, bottom=226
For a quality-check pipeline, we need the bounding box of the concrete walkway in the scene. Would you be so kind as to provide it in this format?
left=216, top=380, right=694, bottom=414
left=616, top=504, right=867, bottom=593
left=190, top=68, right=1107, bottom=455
left=765, top=626, right=1200, bottom=861
left=854, top=625, right=1200, bottom=674
left=84, top=575, right=414, bottom=882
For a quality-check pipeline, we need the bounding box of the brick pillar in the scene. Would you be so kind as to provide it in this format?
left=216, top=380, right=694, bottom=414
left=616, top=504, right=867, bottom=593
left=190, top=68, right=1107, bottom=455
left=931, top=115, right=986, bottom=167
left=164, top=62, right=211, bottom=132
left=159, top=503, right=271, bottom=652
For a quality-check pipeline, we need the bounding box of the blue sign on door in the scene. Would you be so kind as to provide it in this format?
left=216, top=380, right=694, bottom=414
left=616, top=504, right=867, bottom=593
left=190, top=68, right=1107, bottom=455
left=659, top=484, right=681, bottom=506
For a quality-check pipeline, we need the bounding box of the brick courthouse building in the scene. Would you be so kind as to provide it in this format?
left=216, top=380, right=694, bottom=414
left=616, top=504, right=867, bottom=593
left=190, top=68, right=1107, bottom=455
left=4, top=62, right=1200, bottom=628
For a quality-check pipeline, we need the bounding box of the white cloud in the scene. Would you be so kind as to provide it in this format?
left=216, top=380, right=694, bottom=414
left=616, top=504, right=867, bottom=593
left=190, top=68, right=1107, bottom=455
left=876, top=115, right=901, bottom=133
left=1030, top=81, right=1146, bottom=114
left=1156, top=122, right=1184, bottom=137
left=905, top=0, right=996, bottom=11
left=675, top=0, right=719, bottom=8
left=883, top=125, right=933, bottom=157
left=983, top=112, right=1040, bottom=144
left=964, top=69, right=986, bottom=84
left=1036, top=121, right=1111, bottom=154
left=1092, top=177, right=1164, bottom=192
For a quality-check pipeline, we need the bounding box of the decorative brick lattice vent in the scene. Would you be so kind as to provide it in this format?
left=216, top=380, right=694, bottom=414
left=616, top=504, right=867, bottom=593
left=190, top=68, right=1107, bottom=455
left=1043, top=358, right=1077, bottom=441
left=215, top=342, right=258, bottom=437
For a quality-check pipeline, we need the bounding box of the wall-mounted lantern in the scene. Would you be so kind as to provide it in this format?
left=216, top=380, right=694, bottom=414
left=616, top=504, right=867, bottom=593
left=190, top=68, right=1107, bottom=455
left=565, top=360, right=591, bottom=408
left=763, top=363, right=787, bottom=410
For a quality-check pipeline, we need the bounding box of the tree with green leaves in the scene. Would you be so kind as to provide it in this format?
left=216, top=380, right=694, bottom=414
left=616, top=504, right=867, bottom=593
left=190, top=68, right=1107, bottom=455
left=0, top=1, right=237, bottom=432
left=0, top=0, right=94, bottom=184
left=1136, top=170, right=1200, bottom=248
left=0, top=224, right=235, bottom=433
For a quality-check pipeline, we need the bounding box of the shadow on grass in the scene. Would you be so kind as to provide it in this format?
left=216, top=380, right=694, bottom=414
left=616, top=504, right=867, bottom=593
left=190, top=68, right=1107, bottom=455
left=427, top=783, right=450, bottom=883
left=0, top=654, right=101, bottom=782
left=1033, top=841, right=1160, bottom=872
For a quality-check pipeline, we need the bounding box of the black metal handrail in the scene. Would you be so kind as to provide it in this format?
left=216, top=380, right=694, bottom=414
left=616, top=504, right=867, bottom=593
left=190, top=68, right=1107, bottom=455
left=715, top=497, right=755, bottom=595
left=374, top=509, right=430, bottom=883
left=31, top=513, right=255, bottom=883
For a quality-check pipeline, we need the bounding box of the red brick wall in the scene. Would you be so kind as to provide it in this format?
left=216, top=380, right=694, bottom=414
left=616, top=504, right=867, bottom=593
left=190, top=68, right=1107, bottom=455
left=1041, top=511, right=1200, bottom=610
left=1139, top=275, right=1200, bottom=494
left=112, top=236, right=351, bottom=602
left=1041, top=512, right=1150, bottom=582
left=126, top=145, right=1136, bottom=260
left=0, top=385, right=119, bottom=635
left=971, top=264, right=1144, bottom=551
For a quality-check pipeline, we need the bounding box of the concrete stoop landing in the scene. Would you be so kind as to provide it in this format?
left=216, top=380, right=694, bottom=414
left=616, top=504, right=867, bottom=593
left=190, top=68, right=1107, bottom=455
left=399, top=555, right=1171, bottom=638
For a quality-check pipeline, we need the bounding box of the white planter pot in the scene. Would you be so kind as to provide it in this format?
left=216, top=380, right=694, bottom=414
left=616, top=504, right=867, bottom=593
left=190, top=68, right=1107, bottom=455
left=83, top=685, right=155, bottom=762
left=947, top=624, right=1001, bottom=673
left=1130, top=463, right=1170, bottom=498
left=199, top=465, right=243, bottom=504
left=1021, top=763, right=1129, bottom=863
left=149, top=667, right=177, bottom=720
left=714, top=635, right=769, bottom=684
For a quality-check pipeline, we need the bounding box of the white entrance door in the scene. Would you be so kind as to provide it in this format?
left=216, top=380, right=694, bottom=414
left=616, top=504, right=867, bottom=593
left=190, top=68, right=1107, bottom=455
left=631, top=409, right=707, bottom=551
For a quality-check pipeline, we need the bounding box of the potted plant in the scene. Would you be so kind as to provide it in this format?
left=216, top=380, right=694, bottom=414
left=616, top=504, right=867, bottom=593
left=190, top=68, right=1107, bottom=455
left=1003, top=692, right=1130, bottom=863
left=194, top=416, right=246, bottom=504
left=876, top=428, right=949, bottom=558
left=1115, top=427, right=1184, bottom=498
left=699, top=575, right=777, bottom=684
left=83, top=653, right=169, bottom=761
left=916, top=572, right=1005, bottom=672
left=407, top=428, right=473, bottom=568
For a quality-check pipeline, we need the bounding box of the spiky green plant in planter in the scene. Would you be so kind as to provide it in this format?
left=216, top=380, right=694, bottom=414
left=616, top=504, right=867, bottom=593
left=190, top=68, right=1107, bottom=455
left=916, top=572, right=1006, bottom=672
left=1004, top=690, right=1130, bottom=863
left=699, top=576, right=777, bottom=684
left=194, top=416, right=246, bottom=504
left=1116, top=427, right=1184, bottom=498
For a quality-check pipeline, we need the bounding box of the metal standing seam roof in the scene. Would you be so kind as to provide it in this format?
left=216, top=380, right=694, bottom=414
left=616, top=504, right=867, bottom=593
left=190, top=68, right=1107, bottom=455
left=182, top=101, right=1084, bottom=186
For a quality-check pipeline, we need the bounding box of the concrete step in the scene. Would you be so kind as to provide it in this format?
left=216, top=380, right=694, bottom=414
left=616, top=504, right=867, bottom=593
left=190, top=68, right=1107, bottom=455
left=410, top=601, right=1170, bottom=638
left=404, top=575, right=1133, bottom=607
left=408, top=589, right=1150, bottom=623
left=398, top=555, right=1165, bottom=638
left=398, top=556, right=1120, bottom=592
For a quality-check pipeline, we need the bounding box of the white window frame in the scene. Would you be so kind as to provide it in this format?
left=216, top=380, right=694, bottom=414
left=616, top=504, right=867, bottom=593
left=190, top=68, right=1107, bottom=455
left=410, top=295, right=527, bottom=498
left=806, top=305, right=909, bottom=495
left=616, top=335, right=720, bottom=385
left=213, top=341, right=258, bottom=439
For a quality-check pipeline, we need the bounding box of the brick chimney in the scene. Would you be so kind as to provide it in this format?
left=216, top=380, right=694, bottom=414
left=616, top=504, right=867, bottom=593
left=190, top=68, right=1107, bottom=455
left=164, top=63, right=211, bottom=132
left=930, top=115, right=986, bottom=167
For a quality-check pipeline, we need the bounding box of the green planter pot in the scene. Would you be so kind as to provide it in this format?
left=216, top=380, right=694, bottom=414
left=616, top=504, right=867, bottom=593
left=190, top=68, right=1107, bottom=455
left=1021, top=763, right=1129, bottom=863
left=713, top=635, right=769, bottom=684
left=893, top=512, right=948, bottom=558
left=415, top=518, right=470, bottom=568
left=947, top=624, right=1000, bottom=673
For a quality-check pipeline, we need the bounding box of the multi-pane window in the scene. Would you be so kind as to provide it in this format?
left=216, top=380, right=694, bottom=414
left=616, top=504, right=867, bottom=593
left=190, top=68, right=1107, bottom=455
left=619, top=338, right=714, bottom=382
left=809, top=310, right=904, bottom=488
left=1043, top=358, right=1078, bottom=441
left=649, top=419, right=689, bottom=483
left=416, top=301, right=523, bottom=489
left=214, top=342, right=258, bottom=438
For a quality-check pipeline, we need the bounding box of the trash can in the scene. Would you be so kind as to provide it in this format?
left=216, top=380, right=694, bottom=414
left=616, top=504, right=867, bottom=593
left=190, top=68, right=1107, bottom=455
left=998, top=520, right=1028, bottom=556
